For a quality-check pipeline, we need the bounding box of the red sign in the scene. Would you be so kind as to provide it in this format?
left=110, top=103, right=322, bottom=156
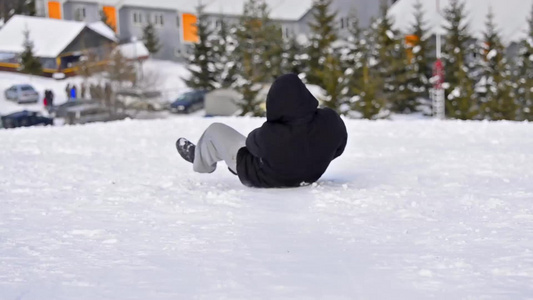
left=433, top=59, right=444, bottom=89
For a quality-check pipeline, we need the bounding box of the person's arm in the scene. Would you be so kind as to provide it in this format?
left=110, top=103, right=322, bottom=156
left=333, top=117, right=348, bottom=159
left=245, top=127, right=266, bottom=158
left=334, top=133, right=347, bottom=159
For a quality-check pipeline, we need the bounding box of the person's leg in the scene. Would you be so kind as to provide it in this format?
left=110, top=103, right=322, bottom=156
left=193, top=123, right=246, bottom=174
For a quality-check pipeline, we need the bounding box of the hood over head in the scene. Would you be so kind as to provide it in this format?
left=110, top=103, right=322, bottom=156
left=266, top=74, right=318, bottom=122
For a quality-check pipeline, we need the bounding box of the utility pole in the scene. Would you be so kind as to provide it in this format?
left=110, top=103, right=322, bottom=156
left=432, top=0, right=445, bottom=119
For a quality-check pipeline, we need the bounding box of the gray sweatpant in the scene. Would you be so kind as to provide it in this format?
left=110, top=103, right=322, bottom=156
left=193, top=123, right=246, bottom=174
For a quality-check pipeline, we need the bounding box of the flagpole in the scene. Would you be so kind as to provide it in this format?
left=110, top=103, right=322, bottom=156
left=433, top=0, right=445, bottom=119
left=436, top=0, right=441, bottom=59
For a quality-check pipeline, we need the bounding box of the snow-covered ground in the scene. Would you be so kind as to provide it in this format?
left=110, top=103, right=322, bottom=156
left=1, top=117, right=532, bottom=299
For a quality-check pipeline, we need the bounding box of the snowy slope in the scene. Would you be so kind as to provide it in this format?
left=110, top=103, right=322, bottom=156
left=1, top=117, right=532, bottom=299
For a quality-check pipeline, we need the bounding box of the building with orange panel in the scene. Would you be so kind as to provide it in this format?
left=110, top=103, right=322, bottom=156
left=34, top=0, right=397, bottom=61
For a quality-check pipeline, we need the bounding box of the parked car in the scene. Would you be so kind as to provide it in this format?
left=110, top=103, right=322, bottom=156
left=4, top=84, right=39, bottom=104
left=115, top=89, right=165, bottom=111
left=64, top=103, right=129, bottom=125
left=1, top=110, right=53, bottom=129
left=170, top=90, right=208, bottom=114
left=50, top=99, right=99, bottom=118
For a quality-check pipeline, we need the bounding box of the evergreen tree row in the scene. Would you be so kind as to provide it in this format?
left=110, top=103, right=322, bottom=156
left=184, top=0, right=533, bottom=121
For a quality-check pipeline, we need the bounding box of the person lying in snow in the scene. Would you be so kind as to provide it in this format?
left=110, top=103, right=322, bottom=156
left=176, top=73, right=348, bottom=188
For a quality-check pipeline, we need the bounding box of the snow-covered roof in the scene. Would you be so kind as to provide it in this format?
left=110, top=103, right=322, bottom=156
left=116, top=40, right=150, bottom=60
left=64, top=0, right=313, bottom=21
left=0, top=15, right=116, bottom=58
left=88, top=21, right=118, bottom=42
left=0, top=15, right=85, bottom=57
left=389, top=0, right=533, bottom=45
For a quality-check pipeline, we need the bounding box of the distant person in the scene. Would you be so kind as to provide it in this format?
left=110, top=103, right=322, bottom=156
left=89, top=83, right=96, bottom=100
left=48, top=89, right=54, bottom=107
left=43, top=90, right=49, bottom=110
left=43, top=90, right=54, bottom=112
left=65, top=84, right=71, bottom=100
left=97, top=84, right=105, bottom=105
left=80, top=83, right=87, bottom=99
left=70, top=84, right=77, bottom=100
left=104, top=83, right=112, bottom=109
left=176, top=74, right=348, bottom=188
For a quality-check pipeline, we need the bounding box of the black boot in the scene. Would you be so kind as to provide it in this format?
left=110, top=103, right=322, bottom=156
left=176, top=138, right=196, bottom=163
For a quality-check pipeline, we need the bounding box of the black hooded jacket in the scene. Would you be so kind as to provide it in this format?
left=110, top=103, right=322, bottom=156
left=236, top=74, right=347, bottom=188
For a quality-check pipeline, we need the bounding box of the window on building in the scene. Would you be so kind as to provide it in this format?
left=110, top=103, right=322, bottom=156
left=75, top=7, right=86, bottom=21
left=174, top=47, right=182, bottom=57
left=280, top=25, right=291, bottom=39
left=340, top=17, right=351, bottom=30
left=132, top=11, right=143, bottom=25
left=152, top=13, right=164, bottom=26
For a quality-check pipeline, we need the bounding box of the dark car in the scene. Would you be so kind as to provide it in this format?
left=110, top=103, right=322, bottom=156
left=1, top=110, right=54, bottom=129
left=170, top=90, right=208, bottom=114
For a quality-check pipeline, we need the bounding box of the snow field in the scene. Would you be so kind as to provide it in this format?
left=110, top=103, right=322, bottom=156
left=0, top=117, right=532, bottom=299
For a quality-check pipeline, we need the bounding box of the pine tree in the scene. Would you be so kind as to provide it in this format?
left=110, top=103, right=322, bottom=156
left=442, top=0, right=478, bottom=120
left=19, top=28, right=42, bottom=75
left=352, top=64, right=387, bottom=119
left=142, top=22, right=161, bottom=54
left=409, top=0, right=433, bottom=109
left=261, top=13, right=284, bottom=81
left=282, top=35, right=304, bottom=75
left=478, top=8, right=516, bottom=120
left=317, top=53, right=344, bottom=113
left=211, top=18, right=238, bottom=88
left=2, top=0, right=35, bottom=20
left=340, top=10, right=364, bottom=115
left=24, top=0, right=36, bottom=16
left=514, top=3, right=533, bottom=121
left=233, top=0, right=277, bottom=116
left=306, top=0, right=338, bottom=86
left=184, top=5, right=217, bottom=91
left=374, top=0, right=414, bottom=114
left=306, top=0, right=345, bottom=112
left=342, top=12, right=387, bottom=119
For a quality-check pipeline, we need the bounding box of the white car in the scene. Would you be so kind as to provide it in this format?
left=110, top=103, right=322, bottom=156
left=115, top=89, right=166, bottom=111
left=4, top=84, right=40, bottom=104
